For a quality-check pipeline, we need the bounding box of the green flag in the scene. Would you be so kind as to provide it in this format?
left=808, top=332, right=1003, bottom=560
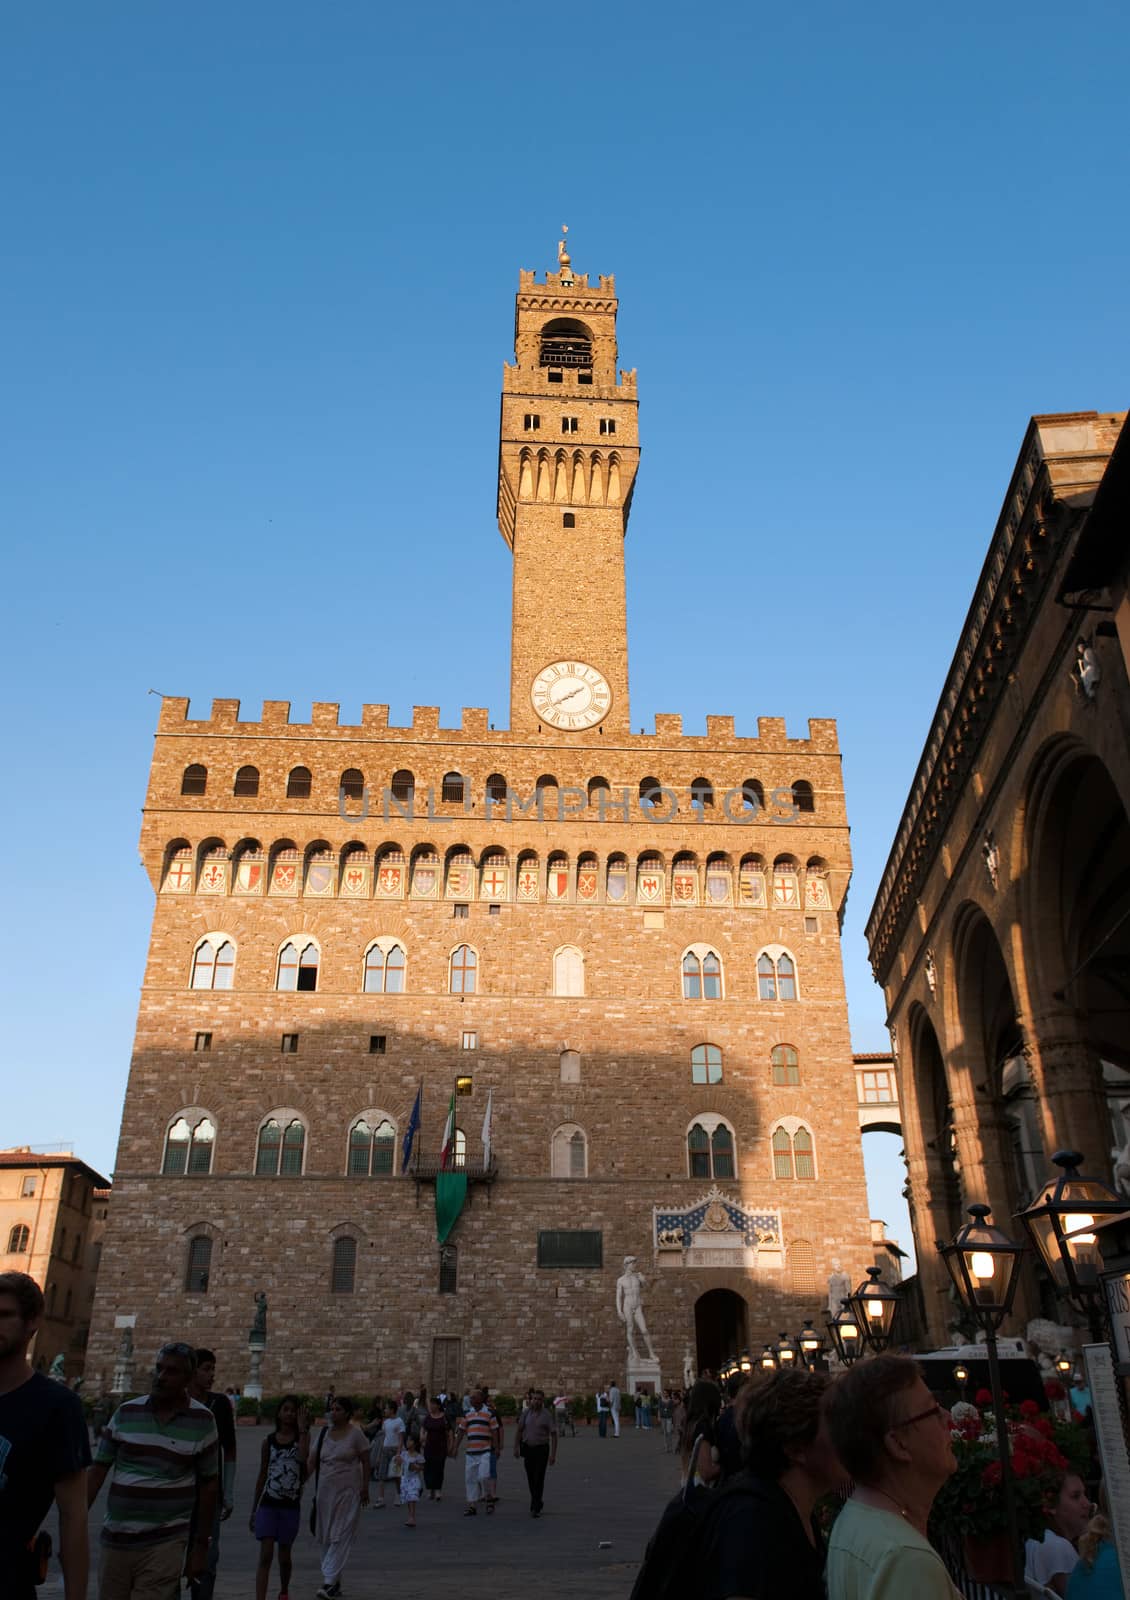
left=436, top=1170, right=467, bottom=1244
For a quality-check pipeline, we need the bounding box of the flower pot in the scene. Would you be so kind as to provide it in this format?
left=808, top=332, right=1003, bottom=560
left=963, top=1530, right=1017, bottom=1585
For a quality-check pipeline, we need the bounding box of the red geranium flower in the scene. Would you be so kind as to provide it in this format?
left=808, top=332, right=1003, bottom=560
left=975, top=1388, right=994, bottom=1407
left=1019, top=1399, right=1040, bottom=1417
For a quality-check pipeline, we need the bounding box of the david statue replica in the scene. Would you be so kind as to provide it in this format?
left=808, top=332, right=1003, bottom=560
left=616, top=1256, right=658, bottom=1363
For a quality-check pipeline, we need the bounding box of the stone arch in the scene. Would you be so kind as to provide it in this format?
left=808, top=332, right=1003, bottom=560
left=906, top=1002, right=963, bottom=1243
left=694, top=1287, right=748, bottom=1376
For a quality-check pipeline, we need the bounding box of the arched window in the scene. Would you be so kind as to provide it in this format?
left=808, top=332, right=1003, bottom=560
left=450, top=945, right=477, bottom=994
left=553, top=945, right=584, bottom=996
left=792, top=780, right=815, bottom=814
left=741, top=778, right=765, bottom=812
left=331, top=1236, right=357, bottom=1294
left=286, top=766, right=312, bottom=799
left=691, top=1044, right=723, bottom=1085
left=485, top=773, right=507, bottom=803
left=256, top=1118, right=305, bottom=1176
left=340, top=768, right=364, bottom=802
left=772, top=1123, right=816, bottom=1180
left=191, top=938, right=235, bottom=991
left=772, top=1044, right=800, bottom=1085
left=788, top=1239, right=818, bottom=1294
left=185, top=1236, right=212, bottom=1293
left=551, top=1124, right=588, bottom=1178
left=535, top=774, right=558, bottom=804
left=758, top=951, right=797, bottom=1001
left=690, top=777, right=714, bottom=811
left=233, top=765, right=260, bottom=797
left=391, top=769, right=414, bottom=803
left=639, top=776, right=662, bottom=809
left=587, top=776, right=611, bottom=806
left=7, top=1224, right=29, bottom=1253
left=439, top=1243, right=458, bottom=1294
left=687, top=1116, right=736, bottom=1180
left=441, top=771, right=466, bottom=804
left=560, top=1048, right=581, bottom=1083
left=181, top=763, right=207, bottom=796
left=363, top=942, right=406, bottom=994
left=162, top=1115, right=216, bottom=1176
left=682, top=948, right=722, bottom=1000
left=278, top=940, right=319, bottom=992
left=348, top=1117, right=397, bottom=1176
left=453, top=1129, right=467, bottom=1170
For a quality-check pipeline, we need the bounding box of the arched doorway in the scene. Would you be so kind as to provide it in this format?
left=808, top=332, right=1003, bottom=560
left=694, top=1288, right=747, bottom=1375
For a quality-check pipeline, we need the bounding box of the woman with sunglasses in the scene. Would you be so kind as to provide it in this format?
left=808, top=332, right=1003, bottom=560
left=825, top=1353, right=962, bottom=1599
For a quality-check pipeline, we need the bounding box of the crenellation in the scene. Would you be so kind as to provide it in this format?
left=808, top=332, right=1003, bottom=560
left=706, top=715, right=735, bottom=740
left=311, top=702, right=340, bottom=728
left=210, top=699, right=241, bottom=724
left=360, top=704, right=389, bottom=732
left=261, top=701, right=292, bottom=728
left=461, top=707, right=490, bottom=735
left=757, top=716, right=787, bottom=741
left=413, top=705, right=440, bottom=733
left=654, top=713, right=683, bottom=737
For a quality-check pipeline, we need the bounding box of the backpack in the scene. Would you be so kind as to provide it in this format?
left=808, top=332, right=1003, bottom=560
left=628, top=1474, right=761, bottom=1600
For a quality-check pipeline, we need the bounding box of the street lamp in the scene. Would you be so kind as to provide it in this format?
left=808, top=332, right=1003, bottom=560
left=776, top=1331, right=798, bottom=1368
left=1054, top=1351, right=1073, bottom=1380
left=798, top=1320, right=825, bottom=1370
left=939, top=1204, right=1028, bottom=1599
left=1018, top=1150, right=1124, bottom=1341
left=850, top=1266, right=899, bottom=1353
left=826, top=1299, right=864, bottom=1367
left=739, top=1349, right=752, bottom=1374
left=953, top=1362, right=969, bottom=1401
left=759, top=1345, right=777, bottom=1372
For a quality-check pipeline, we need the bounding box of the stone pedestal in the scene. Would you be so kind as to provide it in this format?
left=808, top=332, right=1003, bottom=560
left=626, top=1355, right=661, bottom=1395
left=246, top=1338, right=265, bottom=1402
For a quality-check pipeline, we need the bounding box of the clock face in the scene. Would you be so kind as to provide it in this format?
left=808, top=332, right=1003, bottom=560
left=531, top=660, right=611, bottom=730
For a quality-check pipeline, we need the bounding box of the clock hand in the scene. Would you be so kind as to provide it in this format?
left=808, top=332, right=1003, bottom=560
left=554, top=685, right=587, bottom=705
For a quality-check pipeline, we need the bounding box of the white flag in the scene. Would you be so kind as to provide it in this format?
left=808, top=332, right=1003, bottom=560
left=481, top=1088, right=493, bottom=1168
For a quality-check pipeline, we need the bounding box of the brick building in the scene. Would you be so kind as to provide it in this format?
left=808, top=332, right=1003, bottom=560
left=1, top=1148, right=111, bottom=1379
left=865, top=412, right=1130, bottom=1347
left=87, top=244, right=874, bottom=1397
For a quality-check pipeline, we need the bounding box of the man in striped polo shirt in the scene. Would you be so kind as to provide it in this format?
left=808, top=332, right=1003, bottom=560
left=453, top=1388, right=499, bottom=1516
left=88, top=1342, right=219, bottom=1599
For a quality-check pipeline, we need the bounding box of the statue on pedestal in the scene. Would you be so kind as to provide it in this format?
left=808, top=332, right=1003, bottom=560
left=250, top=1291, right=268, bottom=1342
left=682, top=1344, right=694, bottom=1390
left=827, top=1258, right=851, bottom=1315
left=616, top=1256, right=657, bottom=1363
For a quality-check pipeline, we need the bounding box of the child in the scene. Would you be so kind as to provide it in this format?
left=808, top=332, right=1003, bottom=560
left=398, top=1432, right=425, bottom=1527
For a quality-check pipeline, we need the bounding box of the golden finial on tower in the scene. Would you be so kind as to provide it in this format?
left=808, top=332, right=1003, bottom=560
left=557, top=224, right=571, bottom=271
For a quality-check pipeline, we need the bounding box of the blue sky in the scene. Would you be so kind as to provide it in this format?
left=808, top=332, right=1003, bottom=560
left=4, top=3, right=1127, bottom=1261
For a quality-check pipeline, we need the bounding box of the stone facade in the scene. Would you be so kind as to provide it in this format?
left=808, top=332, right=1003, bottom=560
left=87, top=248, right=874, bottom=1397
left=865, top=411, right=1130, bottom=1348
left=1, top=1150, right=111, bottom=1379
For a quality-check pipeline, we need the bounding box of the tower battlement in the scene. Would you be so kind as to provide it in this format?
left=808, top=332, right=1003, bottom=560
left=517, top=268, right=616, bottom=296
left=155, top=696, right=840, bottom=752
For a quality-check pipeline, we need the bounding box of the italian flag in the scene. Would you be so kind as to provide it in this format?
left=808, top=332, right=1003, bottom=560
left=439, top=1091, right=456, bottom=1170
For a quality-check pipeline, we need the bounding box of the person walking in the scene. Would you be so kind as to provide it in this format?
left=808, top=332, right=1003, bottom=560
left=0, top=1272, right=90, bottom=1600
left=481, top=1385, right=503, bottom=1509
left=596, top=1386, right=610, bottom=1438
left=658, top=1389, right=676, bottom=1453
left=311, top=1395, right=369, bottom=1600
left=513, top=1389, right=557, bottom=1518
left=825, top=1353, right=961, bottom=1600
left=420, top=1396, right=452, bottom=1502
left=454, top=1389, right=499, bottom=1516
left=249, top=1395, right=309, bottom=1600
left=372, top=1400, right=405, bottom=1509
left=187, top=1349, right=236, bottom=1600
left=553, top=1390, right=575, bottom=1439
left=88, top=1341, right=218, bottom=1600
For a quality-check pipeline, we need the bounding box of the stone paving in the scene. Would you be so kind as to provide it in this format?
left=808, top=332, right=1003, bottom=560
left=49, top=1420, right=678, bottom=1600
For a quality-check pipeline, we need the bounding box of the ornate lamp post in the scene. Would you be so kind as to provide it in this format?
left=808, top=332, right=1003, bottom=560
left=849, top=1266, right=899, bottom=1354
left=739, top=1349, right=752, bottom=1375
left=798, top=1320, right=825, bottom=1370
left=826, top=1299, right=864, bottom=1367
left=759, top=1345, right=777, bottom=1372
left=775, top=1331, right=798, bottom=1369
left=939, top=1205, right=1028, bottom=1599
left=1018, top=1150, right=1125, bottom=1341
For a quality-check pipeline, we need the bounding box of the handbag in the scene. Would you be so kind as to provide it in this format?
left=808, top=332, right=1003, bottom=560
left=308, top=1426, right=328, bottom=1535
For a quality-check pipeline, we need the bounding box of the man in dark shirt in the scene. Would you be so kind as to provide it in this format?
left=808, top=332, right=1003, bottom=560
left=187, top=1348, right=236, bottom=1600
left=0, top=1271, right=91, bottom=1600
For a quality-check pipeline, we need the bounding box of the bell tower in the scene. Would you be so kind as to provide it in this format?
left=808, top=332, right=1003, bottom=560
left=498, top=231, right=639, bottom=737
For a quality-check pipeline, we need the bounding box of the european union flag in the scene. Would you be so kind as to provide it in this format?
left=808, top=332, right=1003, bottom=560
left=401, top=1087, right=422, bottom=1172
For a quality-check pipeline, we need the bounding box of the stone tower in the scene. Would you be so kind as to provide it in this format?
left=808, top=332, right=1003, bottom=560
left=499, top=231, right=638, bottom=736
left=86, top=240, right=874, bottom=1398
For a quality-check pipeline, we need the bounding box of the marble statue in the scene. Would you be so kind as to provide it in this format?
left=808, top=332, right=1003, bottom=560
left=616, top=1256, right=657, bottom=1363
left=1075, top=637, right=1101, bottom=701
left=827, top=1258, right=852, bottom=1315
left=250, top=1290, right=268, bottom=1340
left=682, top=1344, right=694, bottom=1389
left=118, top=1327, right=133, bottom=1361
left=1111, top=1108, right=1130, bottom=1197
left=925, top=948, right=937, bottom=998
left=982, top=830, right=1000, bottom=890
